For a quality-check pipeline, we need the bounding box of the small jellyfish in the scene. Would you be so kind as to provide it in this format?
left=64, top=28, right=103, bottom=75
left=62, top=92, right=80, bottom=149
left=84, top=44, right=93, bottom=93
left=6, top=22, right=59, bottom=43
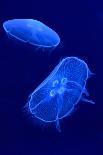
left=26, top=57, right=95, bottom=132
left=3, top=19, right=60, bottom=48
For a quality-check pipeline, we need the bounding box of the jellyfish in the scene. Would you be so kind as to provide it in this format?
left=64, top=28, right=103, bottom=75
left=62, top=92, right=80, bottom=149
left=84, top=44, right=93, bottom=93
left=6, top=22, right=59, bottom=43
left=3, top=19, right=60, bottom=48
left=26, top=57, right=95, bottom=132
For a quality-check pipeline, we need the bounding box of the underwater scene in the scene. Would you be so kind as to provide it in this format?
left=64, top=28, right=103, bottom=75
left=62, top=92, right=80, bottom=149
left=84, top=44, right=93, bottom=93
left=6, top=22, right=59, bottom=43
left=0, top=0, right=101, bottom=154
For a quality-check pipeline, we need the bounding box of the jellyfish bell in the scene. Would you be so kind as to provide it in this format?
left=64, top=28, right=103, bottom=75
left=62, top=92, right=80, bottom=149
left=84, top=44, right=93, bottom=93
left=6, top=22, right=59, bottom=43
left=25, top=57, right=95, bottom=132
left=3, top=19, right=60, bottom=49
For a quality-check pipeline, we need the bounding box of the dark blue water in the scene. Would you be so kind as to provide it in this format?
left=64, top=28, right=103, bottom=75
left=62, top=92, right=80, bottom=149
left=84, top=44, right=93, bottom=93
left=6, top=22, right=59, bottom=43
left=0, top=0, right=101, bottom=155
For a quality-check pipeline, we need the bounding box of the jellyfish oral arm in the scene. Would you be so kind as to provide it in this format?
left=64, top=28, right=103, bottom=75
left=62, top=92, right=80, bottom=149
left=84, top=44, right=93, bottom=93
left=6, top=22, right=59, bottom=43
left=81, top=97, right=95, bottom=104
left=55, top=95, right=63, bottom=132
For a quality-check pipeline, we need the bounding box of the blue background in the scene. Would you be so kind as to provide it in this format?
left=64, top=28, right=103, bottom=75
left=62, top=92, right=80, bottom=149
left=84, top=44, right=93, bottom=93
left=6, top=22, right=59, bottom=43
left=0, top=0, right=101, bottom=154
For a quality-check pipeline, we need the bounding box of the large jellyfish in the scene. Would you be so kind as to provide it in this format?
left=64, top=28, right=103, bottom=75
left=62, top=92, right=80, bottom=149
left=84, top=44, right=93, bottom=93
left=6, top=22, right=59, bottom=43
left=3, top=19, right=60, bottom=48
left=26, top=57, right=95, bottom=132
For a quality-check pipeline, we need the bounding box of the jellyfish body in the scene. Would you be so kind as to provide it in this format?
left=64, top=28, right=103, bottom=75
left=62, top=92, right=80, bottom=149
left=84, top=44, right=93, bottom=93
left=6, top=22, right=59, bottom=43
left=3, top=19, right=60, bottom=48
left=27, top=57, right=95, bottom=131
